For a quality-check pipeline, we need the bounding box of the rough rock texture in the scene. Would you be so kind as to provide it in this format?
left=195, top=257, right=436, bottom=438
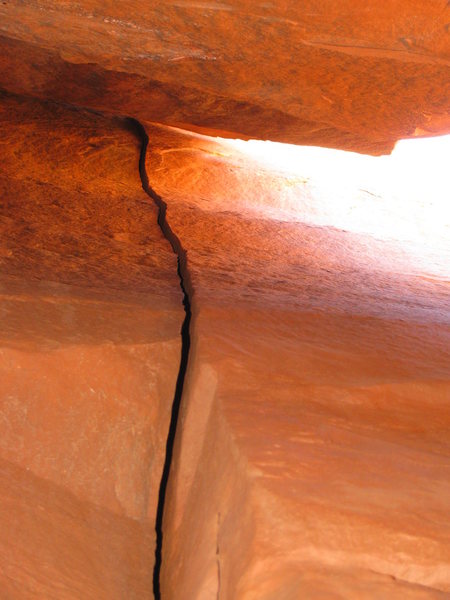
left=0, top=92, right=183, bottom=598
left=0, top=2, right=450, bottom=598
left=144, top=124, right=450, bottom=599
left=0, top=0, right=450, bottom=153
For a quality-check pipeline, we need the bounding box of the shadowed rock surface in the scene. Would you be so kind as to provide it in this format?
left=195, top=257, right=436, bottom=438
left=0, top=1, right=449, bottom=153
left=0, top=92, right=183, bottom=598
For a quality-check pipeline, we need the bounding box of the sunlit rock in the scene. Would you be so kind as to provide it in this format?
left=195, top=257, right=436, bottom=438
left=0, top=1, right=449, bottom=598
left=144, top=124, right=450, bottom=599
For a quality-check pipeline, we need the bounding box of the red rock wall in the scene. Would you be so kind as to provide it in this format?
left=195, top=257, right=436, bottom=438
left=0, top=1, right=449, bottom=598
left=144, top=124, right=450, bottom=599
left=0, top=1, right=449, bottom=153
left=0, top=93, right=183, bottom=598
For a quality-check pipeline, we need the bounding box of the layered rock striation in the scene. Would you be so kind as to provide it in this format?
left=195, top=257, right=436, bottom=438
left=0, top=0, right=449, bottom=153
left=0, top=1, right=449, bottom=599
left=0, top=92, right=183, bottom=598
left=144, top=125, right=450, bottom=599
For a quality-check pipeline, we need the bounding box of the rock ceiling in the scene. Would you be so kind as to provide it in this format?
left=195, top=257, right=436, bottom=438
left=1, top=0, right=450, bottom=152
left=0, top=2, right=449, bottom=599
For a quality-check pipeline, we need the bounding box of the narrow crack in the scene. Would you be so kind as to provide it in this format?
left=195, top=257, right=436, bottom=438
left=127, top=118, right=192, bottom=600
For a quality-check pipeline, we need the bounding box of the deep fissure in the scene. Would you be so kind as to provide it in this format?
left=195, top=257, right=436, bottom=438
left=128, top=118, right=192, bottom=600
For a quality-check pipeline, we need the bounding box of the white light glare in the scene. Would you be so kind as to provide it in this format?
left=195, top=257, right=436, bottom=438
left=220, top=134, right=450, bottom=277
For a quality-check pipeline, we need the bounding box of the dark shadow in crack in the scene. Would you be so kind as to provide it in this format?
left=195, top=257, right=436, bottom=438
left=127, top=118, right=192, bottom=600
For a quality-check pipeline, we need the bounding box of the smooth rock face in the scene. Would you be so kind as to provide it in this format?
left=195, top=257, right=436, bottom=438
left=0, top=92, right=183, bottom=598
left=0, top=1, right=449, bottom=153
left=144, top=124, right=450, bottom=599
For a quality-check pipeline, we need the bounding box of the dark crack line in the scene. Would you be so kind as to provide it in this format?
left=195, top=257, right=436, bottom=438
left=127, top=118, right=192, bottom=600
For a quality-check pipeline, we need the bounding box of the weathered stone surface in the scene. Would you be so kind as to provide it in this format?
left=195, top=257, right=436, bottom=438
left=0, top=1, right=449, bottom=152
left=0, top=2, right=449, bottom=597
left=144, top=124, right=450, bottom=599
left=0, top=92, right=183, bottom=597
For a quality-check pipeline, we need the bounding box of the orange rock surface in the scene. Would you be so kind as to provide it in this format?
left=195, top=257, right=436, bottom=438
left=0, top=1, right=449, bottom=598
left=144, top=125, right=450, bottom=598
left=0, top=92, right=183, bottom=598
left=0, top=1, right=449, bottom=153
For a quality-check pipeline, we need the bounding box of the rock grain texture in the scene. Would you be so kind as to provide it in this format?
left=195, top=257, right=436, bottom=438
left=0, top=0, right=449, bottom=153
left=0, top=1, right=449, bottom=598
left=144, top=124, right=450, bottom=599
left=0, top=92, right=183, bottom=598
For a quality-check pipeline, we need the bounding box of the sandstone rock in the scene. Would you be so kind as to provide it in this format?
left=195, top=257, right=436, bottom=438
left=0, top=2, right=449, bottom=597
left=0, top=92, right=184, bottom=598
left=143, top=124, right=450, bottom=599
left=0, top=1, right=449, bottom=153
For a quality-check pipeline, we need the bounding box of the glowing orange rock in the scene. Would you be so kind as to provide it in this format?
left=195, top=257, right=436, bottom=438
left=0, top=1, right=449, bottom=152
left=0, top=1, right=449, bottom=596
left=0, top=92, right=183, bottom=598
left=144, top=124, right=450, bottom=599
